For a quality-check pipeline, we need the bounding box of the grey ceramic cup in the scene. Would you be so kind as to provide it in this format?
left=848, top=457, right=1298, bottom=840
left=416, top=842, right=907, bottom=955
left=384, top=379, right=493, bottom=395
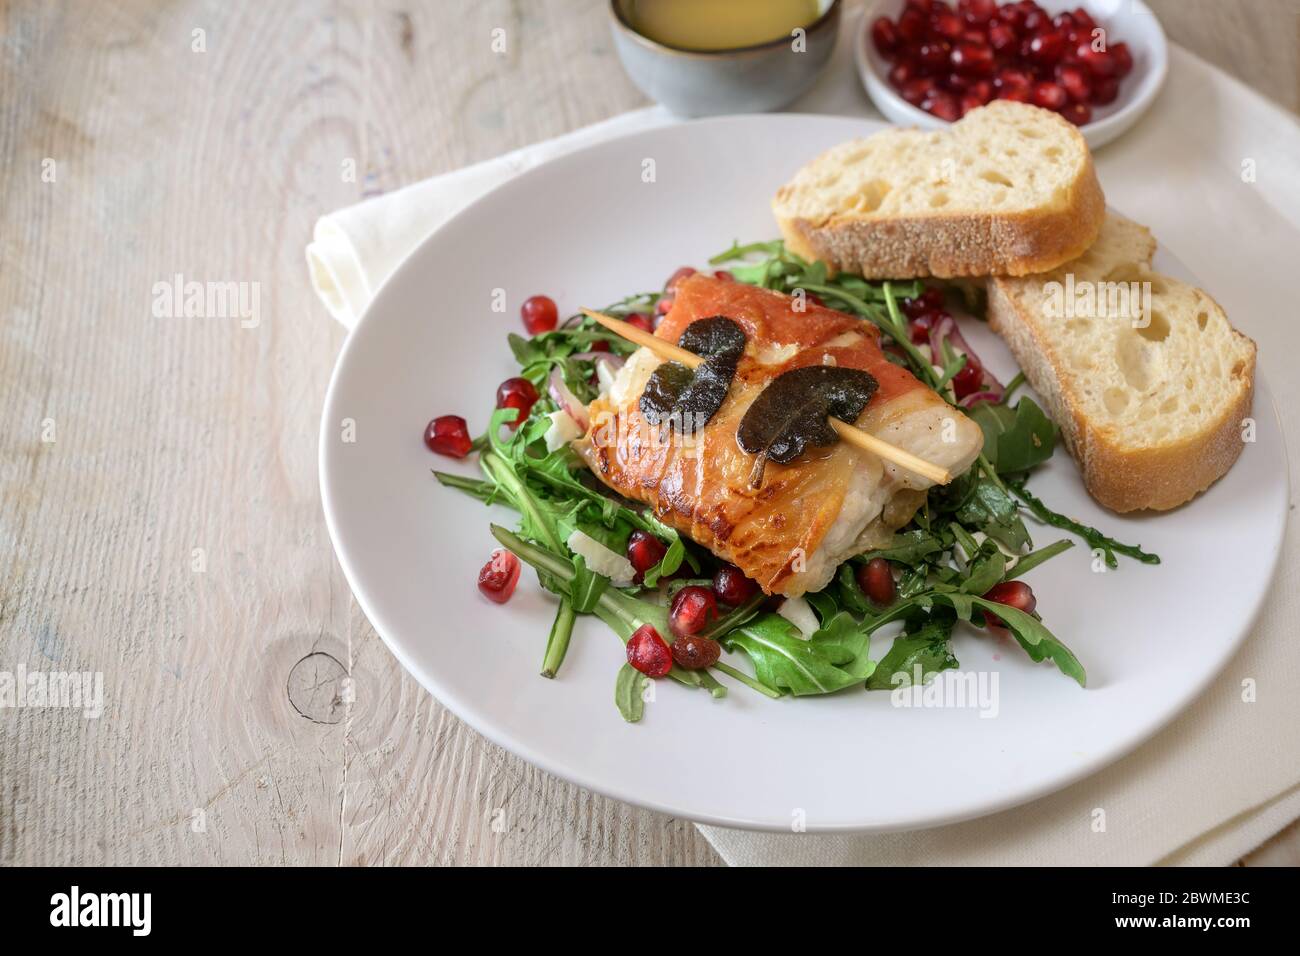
left=609, top=0, right=842, bottom=117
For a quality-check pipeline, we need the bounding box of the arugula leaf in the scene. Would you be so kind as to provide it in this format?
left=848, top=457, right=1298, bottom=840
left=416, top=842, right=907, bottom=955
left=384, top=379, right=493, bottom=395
left=615, top=663, right=648, bottom=723
left=830, top=562, right=874, bottom=616
left=568, top=555, right=609, bottom=614
left=944, top=593, right=1086, bottom=687
left=432, top=470, right=496, bottom=504
left=959, top=541, right=1007, bottom=595
left=1006, top=539, right=1074, bottom=579
left=638, top=512, right=695, bottom=587
left=968, top=397, right=1057, bottom=474
left=491, top=525, right=706, bottom=692
left=723, top=614, right=871, bottom=696
left=866, top=611, right=959, bottom=690
left=542, top=598, right=576, bottom=679
left=808, top=611, right=876, bottom=683
left=944, top=472, right=1032, bottom=553
left=1009, top=480, right=1160, bottom=568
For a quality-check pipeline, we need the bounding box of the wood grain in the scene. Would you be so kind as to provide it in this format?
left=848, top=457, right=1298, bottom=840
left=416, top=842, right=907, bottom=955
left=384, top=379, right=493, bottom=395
left=0, top=0, right=1295, bottom=867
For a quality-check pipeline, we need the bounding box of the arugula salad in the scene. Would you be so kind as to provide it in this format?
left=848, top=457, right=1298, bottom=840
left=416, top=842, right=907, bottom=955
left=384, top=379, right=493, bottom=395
left=431, top=240, right=1159, bottom=722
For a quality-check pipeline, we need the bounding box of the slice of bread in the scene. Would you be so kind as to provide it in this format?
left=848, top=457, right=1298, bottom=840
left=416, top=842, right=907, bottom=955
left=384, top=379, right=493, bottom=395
left=987, top=212, right=1256, bottom=512
left=773, top=101, right=1105, bottom=278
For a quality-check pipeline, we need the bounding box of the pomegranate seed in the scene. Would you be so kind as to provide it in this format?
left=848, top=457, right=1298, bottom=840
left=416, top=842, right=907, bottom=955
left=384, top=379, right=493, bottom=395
left=889, top=58, right=919, bottom=88
left=902, top=289, right=942, bottom=318
left=671, top=635, right=721, bottom=671
left=1000, top=85, right=1031, bottom=103
left=1028, top=31, right=1066, bottom=64
left=999, top=4, right=1025, bottom=30
left=478, top=549, right=521, bottom=604
left=982, top=580, right=1037, bottom=628
left=1056, top=63, right=1091, bottom=101
left=424, top=415, right=472, bottom=457
left=1023, top=8, right=1047, bottom=33
left=910, top=310, right=942, bottom=344
left=968, top=79, right=993, bottom=103
left=654, top=297, right=674, bottom=317
left=923, top=90, right=961, bottom=122
left=901, top=77, right=935, bottom=106
left=1076, top=42, right=1117, bottom=77
left=1052, top=12, right=1076, bottom=31
left=1090, top=75, right=1119, bottom=105
left=805, top=292, right=825, bottom=308
left=590, top=339, right=611, bottom=353
left=1111, top=41, right=1133, bottom=77
left=952, top=355, right=985, bottom=399
left=898, top=8, right=927, bottom=42
left=918, top=39, right=951, bottom=71
left=950, top=41, right=994, bottom=75
left=520, top=295, right=558, bottom=335
left=932, top=10, right=963, bottom=39
left=871, top=16, right=899, bottom=56
left=670, top=585, right=719, bottom=638
left=625, top=313, right=654, bottom=334
left=945, top=70, right=971, bottom=93
left=856, top=558, right=897, bottom=606
left=995, top=66, right=1033, bottom=93
left=1071, top=7, right=1096, bottom=31
left=495, top=376, right=539, bottom=430
left=1031, top=81, right=1068, bottom=111
left=1060, top=101, right=1093, bottom=125
left=988, top=22, right=1017, bottom=54
left=664, top=266, right=696, bottom=292
left=711, top=269, right=734, bottom=281
left=713, top=564, right=759, bottom=605
left=959, top=0, right=997, bottom=26
left=626, top=624, right=673, bottom=678
left=626, top=530, right=666, bottom=582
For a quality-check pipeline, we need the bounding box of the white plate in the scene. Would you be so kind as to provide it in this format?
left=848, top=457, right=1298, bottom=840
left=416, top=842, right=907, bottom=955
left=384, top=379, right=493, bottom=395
left=856, top=0, right=1168, bottom=149
left=320, top=114, right=1287, bottom=832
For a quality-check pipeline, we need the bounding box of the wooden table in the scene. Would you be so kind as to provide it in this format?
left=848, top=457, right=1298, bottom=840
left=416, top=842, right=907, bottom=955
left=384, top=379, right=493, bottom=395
left=2, top=0, right=1297, bottom=867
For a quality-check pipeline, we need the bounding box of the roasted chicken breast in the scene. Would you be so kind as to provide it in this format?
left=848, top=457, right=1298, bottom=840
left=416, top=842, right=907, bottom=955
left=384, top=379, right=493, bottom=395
left=574, top=275, right=983, bottom=596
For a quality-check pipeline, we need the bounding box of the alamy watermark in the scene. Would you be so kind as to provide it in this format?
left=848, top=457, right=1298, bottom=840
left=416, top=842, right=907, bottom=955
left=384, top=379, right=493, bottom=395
left=0, top=664, right=103, bottom=719
left=1043, top=275, right=1152, bottom=328
left=151, top=274, right=260, bottom=328
left=889, top=665, right=999, bottom=718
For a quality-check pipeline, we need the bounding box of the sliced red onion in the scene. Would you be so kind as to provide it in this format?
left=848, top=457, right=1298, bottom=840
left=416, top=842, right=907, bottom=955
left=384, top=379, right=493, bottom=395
left=959, top=390, right=1003, bottom=408
left=548, top=366, right=589, bottom=431
left=928, top=315, right=1004, bottom=399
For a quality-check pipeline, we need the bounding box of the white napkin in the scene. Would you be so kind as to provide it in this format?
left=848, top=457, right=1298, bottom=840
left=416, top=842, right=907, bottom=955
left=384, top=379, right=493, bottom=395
left=308, top=14, right=1300, bottom=865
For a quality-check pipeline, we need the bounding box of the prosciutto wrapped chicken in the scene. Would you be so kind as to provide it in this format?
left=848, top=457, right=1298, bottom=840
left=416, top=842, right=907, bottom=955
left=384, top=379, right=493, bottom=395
left=574, top=275, right=983, bottom=597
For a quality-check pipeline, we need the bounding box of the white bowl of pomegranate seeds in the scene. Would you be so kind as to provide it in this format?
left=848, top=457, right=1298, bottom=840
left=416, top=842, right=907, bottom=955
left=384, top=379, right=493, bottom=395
left=858, top=0, right=1168, bottom=148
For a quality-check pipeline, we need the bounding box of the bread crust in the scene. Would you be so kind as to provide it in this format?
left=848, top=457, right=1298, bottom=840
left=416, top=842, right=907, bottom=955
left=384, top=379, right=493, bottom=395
left=773, top=106, right=1107, bottom=279
left=987, top=279, right=1257, bottom=513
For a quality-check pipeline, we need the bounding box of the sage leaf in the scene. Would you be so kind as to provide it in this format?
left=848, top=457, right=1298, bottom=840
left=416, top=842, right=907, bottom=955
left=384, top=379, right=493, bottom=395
left=736, top=365, right=878, bottom=484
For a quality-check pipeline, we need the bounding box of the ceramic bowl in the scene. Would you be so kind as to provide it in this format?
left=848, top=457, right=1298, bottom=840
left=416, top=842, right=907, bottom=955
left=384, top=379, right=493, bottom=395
left=857, top=0, right=1168, bottom=148
left=610, top=0, right=842, bottom=117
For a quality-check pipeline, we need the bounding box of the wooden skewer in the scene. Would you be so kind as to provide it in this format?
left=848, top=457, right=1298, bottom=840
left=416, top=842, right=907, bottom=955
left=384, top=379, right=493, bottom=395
left=581, top=308, right=954, bottom=485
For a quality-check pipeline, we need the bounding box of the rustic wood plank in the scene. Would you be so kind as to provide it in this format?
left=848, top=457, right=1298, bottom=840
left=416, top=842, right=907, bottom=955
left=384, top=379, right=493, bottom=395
left=0, top=0, right=1293, bottom=867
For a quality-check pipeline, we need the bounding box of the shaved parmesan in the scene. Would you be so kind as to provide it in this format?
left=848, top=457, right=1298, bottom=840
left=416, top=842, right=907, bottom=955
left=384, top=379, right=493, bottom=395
left=544, top=409, right=583, bottom=451
left=754, top=342, right=799, bottom=365
left=777, top=595, right=819, bottom=639
left=566, top=530, right=635, bottom=586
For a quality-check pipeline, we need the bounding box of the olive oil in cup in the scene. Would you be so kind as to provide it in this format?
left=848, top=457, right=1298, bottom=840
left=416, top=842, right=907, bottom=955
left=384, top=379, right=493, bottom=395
left=608, top=0, right=841, bottom=117
left=626, top=0, right=821, bottom=52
